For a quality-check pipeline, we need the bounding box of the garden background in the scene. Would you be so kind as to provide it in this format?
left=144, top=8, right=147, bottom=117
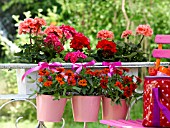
left=0, top=0, right=170, bottom=127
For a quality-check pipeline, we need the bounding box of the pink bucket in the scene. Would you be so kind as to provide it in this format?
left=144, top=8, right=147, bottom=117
left=102, top=97, right=128, bottom=120
left=36, top=95, right=67, bottom=122
left=71, top=96, right=101, bottom=122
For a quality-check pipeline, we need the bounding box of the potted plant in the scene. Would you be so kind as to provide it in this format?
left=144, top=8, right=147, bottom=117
left=35, top=67, right=72, bottom=122
left=69, top=63, right=103, bottom=122
left=101, top=67, right=142, bottom=120
left=93, top=25, right=153, bottom=76
left=95, top=25, right=153, bottom=62
left=14, top=17, right=92, bottom=94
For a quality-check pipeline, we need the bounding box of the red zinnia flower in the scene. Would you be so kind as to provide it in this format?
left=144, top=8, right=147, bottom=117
left=114, top=81, right=124, bottom=90
left=44, top=81, right=52, bottom=87
left=135, top=76, right=142, bottom=83
left=114, top=69, right=123, bottom=76
left=67, top=76, right=76, bottom=86
left=102, top=68, right=110, bottom=74
left=123, top=76, right=132, bottom=84
left=38, top=77, right=43, bottom=82
left=100, top=78, right=108, bottom=89
left=123, top=86, right=132, bottom=98
left=130, top=83, right=137, bottom=91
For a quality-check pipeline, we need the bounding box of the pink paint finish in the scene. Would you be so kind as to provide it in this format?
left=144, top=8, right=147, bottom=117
left=102, top=97, right=128, bottom=120
left=71, top=96, right=101, bottom=122
left=152, top=49, right=170, bottom=58
left=36, top=95, right=67, bottom=122
left=155, top=35, right=170, bottom=44
left=100, top=120, right=158, bottom=128
left=100, top=120, right=144, bottom=127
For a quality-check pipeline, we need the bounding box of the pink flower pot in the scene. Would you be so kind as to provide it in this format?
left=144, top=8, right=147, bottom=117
left=102, top=97, right=129, bottom=120
left=36, top=95, right=67, bottom=122
left=71, top=96, right=101, bottom=122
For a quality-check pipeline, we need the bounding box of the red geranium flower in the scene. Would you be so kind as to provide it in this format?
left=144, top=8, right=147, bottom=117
left=96, top=39, right=117, bottom=53
left=70, top=33, right=91, bottom=50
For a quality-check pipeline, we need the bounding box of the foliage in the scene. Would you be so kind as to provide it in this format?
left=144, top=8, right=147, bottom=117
left=0, top=36, right=15, bottom=63
left=102, top=67, right=142, bottom=104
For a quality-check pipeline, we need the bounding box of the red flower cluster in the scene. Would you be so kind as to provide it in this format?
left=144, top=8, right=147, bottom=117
left=102, top=67, right=142, bottom=101
left=100, top=77, right=108, bottom=89
left=114, top=81, right=124, bottom=90
left=70, top=33, right=91, bottom=51
left=121, top=75, right=141, bottom=98
left=96, top=39, right=117, bottom=54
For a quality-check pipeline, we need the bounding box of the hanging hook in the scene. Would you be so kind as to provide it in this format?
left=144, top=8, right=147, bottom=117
left=15, top=117, right=23, bottom=128
left=61, top=118, right=65, bottom=128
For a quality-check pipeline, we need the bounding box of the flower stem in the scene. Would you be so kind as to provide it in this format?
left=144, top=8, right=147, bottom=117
left=139, top=35, right=144, bottom=44
left=127, top=36, right=129, bottom=43
left=29, top=29, right=32, bottom=44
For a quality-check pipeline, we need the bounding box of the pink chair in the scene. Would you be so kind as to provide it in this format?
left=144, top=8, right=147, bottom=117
left=100, top=35, right=170, bottom=128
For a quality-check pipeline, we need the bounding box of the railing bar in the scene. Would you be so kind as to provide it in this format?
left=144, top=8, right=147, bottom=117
left=0, top=62, right=169, bottom=69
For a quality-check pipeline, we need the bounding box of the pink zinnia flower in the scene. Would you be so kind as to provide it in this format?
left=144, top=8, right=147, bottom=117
left=121, top=30, right=133, bottom=38
left=136, top=24, right=153, bottom=37
left=97, top=30, right=114, bottom=40
left=59, top=25, right=77, bottom=39
left=44, top=25, right=63, bottom=38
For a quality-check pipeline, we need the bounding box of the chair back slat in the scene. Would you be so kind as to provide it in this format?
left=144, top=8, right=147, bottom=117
left=152, top=35, right=170, bottom=69
left=155, top=35, right=170, bottom=44
left=152, top=49, right=170, bottom=58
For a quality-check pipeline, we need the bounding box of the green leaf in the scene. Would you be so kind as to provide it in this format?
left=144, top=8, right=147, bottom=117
left=72, top=86, right=81, bottom=93
left=82, top=88, right=86, bottom=95
left=89, top=88, right=94, bottom=95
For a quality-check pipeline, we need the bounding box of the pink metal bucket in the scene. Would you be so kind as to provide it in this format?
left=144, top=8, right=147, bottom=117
left=102, top=97, right=128, bottom=120
left=36, top=95, right=67, bottom=122
left=71, top=96, right=101, bottom=122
